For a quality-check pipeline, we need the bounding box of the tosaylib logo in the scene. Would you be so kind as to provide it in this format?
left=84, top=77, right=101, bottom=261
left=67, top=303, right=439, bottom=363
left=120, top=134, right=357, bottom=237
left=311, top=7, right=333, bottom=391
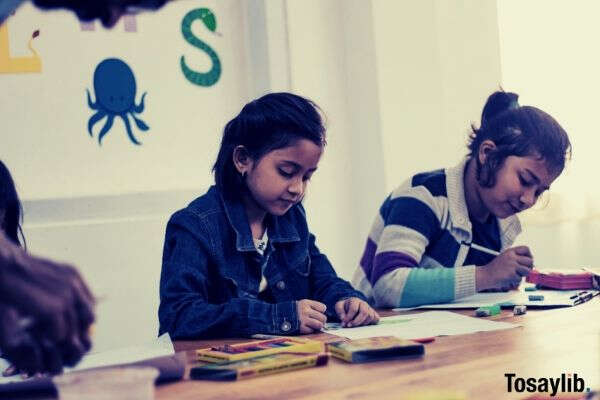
left=505, top=373, right=591, bottom=397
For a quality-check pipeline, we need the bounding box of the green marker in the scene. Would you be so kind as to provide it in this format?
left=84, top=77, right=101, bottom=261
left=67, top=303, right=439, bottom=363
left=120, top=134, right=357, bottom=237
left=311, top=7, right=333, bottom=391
left=482, top=305, right=501, bottom=315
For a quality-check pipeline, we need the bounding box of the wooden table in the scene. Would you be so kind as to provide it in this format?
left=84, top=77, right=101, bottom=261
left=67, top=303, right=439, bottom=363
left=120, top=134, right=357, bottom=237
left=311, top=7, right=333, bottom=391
left=156, top=301, right=600, bottom=400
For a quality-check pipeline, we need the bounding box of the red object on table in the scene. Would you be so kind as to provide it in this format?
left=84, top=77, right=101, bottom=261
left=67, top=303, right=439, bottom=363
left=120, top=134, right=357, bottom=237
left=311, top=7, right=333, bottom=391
left=526, top=269, right=594, bottom=290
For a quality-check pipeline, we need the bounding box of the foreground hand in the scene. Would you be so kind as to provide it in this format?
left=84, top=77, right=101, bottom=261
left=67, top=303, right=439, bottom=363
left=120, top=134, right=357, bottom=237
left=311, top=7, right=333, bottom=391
left=0, top=232, right=95, bottom=374
left=335, top=297, right=379, bottom=328
left=296, top=299, right=327, bottom=334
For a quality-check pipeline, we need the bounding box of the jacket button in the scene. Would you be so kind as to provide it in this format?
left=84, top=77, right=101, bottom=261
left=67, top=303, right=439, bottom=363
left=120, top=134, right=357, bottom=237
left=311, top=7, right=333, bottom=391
left=276, top=281, right=286, bottom=290
left=281, top=321, right=291, bottom=332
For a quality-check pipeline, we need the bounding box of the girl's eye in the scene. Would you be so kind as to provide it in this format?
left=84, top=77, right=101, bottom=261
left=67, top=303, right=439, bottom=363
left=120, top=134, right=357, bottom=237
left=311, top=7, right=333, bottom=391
left=278, top=169, right=294, bottom=178
left=302, top=175, right=311, bottom=182
left=519, top=176, right=532, bottom=187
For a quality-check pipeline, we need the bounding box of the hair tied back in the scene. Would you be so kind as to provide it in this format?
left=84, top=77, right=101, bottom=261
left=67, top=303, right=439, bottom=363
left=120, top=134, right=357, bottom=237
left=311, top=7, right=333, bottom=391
left=480, top=90, right=519, bottom=126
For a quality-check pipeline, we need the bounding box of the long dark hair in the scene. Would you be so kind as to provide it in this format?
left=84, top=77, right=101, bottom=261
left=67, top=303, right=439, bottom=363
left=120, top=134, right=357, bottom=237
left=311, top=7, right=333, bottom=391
left=213, top=92, right=326, bottom=198
left=467, top=90, right=572, bottom=187
left=0, top=160, right=24, bottom=246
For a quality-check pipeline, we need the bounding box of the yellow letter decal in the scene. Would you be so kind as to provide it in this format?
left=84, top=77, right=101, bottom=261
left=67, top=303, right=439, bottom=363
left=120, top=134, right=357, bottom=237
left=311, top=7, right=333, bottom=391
left=0, top=23, right=41, bottom=73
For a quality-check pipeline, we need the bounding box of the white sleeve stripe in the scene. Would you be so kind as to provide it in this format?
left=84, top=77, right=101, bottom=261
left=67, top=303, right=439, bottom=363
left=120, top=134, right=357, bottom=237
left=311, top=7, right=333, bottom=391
left=375, top=224, right=428, bottom=263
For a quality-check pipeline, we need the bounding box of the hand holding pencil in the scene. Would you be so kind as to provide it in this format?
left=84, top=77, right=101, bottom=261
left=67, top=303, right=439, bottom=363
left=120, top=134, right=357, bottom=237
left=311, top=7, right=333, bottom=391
left=475, top=245, right=534, bottom=291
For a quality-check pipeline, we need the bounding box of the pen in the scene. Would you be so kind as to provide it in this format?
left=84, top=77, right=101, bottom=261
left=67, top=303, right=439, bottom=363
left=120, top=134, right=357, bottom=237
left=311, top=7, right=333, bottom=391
left=570, top=291, right=588, bottom=299
left=574, top=291, right=599, bottom=305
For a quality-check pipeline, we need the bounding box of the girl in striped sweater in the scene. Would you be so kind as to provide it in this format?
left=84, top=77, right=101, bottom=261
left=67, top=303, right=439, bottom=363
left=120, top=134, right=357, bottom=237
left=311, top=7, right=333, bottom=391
left=353, top=90, right=572, bottom=308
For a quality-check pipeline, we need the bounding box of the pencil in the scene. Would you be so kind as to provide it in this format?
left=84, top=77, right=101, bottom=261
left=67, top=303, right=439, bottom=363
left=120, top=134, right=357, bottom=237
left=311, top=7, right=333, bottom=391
left=469, top=243, right=500, bottom=256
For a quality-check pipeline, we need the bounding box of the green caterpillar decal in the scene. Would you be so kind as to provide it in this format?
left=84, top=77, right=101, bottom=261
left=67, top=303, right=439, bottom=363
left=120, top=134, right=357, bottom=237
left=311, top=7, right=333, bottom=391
left=180, top=8, right=221, bottom=87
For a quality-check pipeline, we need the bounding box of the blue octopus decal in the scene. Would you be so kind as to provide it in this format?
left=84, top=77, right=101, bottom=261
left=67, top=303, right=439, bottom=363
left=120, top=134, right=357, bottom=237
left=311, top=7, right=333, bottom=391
left=86, top=58, right=149, bottom=145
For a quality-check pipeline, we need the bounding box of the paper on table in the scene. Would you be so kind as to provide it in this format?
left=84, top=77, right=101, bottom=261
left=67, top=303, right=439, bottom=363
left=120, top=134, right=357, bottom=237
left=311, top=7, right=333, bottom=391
left=0, top=333, right=174, bottom=385
left=323, top=311, right=519, bottom=340
left=393, top=289, right=588, bottom=311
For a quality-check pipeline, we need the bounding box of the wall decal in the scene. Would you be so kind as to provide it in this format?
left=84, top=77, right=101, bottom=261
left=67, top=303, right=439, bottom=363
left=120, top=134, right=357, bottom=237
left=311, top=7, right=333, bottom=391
left=180, top=7, right=221, bottom=87
left=0, top=23, right=41, bottom=73
left=86, top=58, right=149, bottom=146
left=80, top=15, right=138, bottom=32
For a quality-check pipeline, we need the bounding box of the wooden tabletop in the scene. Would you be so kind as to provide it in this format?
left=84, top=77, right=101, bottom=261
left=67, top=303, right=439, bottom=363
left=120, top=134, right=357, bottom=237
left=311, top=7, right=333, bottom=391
left=156, top=301, right=600, bottom=400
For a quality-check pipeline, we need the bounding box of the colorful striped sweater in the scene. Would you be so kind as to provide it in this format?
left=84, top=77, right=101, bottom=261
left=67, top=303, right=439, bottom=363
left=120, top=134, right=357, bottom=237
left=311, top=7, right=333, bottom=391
left=352, top=158, right=522, bottom=308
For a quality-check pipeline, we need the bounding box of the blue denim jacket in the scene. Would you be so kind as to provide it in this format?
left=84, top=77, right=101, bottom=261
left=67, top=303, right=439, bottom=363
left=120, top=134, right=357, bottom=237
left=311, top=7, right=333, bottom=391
left=158, top=186, right=365, bottom=339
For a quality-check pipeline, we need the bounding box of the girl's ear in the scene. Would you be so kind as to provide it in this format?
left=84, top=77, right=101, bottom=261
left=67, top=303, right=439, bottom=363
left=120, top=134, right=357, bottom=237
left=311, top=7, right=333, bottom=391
left=232, top=145, right=253, bottom=175
left=478, top=139, right=497, bottom=165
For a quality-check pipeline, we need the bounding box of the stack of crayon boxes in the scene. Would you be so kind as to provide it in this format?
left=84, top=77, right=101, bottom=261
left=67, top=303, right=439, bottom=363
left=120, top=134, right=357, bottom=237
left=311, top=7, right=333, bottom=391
left=190, top=337, right=328, bottom=380
left=190, top=335, right=426, bottom=380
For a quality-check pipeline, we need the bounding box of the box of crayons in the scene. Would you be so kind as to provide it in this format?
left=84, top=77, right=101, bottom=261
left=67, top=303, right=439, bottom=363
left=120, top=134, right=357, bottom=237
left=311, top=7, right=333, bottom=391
left=327, top=336, right=425, bottom=363
left=196, top=337, right=325, bottom=362
left=190, top=352, right=329, bottom=381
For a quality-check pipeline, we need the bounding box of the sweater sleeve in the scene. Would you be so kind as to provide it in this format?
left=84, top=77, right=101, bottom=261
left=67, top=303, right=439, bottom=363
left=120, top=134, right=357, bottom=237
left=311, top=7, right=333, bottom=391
left=369, top=186, right=476, bottom=308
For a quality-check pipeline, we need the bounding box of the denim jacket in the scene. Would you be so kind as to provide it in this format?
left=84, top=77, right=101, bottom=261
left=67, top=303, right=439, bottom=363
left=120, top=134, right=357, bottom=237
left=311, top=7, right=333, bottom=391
left=158, top=186, right=365, bottom=339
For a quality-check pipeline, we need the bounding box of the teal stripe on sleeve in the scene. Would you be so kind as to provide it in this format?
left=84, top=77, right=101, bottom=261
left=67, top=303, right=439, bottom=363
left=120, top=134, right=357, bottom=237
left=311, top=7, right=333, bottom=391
left=399, top=267, right=455, bottom=307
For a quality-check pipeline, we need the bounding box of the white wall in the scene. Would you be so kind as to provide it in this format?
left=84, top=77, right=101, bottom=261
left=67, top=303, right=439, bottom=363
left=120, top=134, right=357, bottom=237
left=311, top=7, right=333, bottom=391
left=372, top=0, right=502, bottom=192
left=285, top=0, right=386, bottom=280
left=22, top=192, right=198, bottom=352
left=497, top=0, right=600, bottom=268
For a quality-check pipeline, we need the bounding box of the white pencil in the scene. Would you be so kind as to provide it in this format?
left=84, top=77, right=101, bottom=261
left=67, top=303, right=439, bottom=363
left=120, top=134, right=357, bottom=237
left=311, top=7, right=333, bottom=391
left=469, top=242, right=500, bottom=256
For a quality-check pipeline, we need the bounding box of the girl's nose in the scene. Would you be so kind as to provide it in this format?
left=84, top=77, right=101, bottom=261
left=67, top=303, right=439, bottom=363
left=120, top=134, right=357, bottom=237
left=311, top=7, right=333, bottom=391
left=519, top=188, right=537, bottom=208
left=288, top=178, right=303, bottom=196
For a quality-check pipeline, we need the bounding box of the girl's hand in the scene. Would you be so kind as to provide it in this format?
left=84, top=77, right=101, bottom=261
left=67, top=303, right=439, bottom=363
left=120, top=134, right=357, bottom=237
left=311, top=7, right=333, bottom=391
left=0, top=231, right=95, bottom=375
left=296, top=300, right=327, bottom=334
left=334, top=298, right=379, bottom=328
left=476, top=246, right=533, bottom=291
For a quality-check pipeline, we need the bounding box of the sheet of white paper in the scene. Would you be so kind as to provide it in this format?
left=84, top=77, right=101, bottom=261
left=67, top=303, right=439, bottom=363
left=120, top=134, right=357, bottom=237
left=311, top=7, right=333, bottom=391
left=323, top=311, right=519, bottom=340
left=0, top=333, right=174, bottom=385
left=393, top=289, right=591, bottom=311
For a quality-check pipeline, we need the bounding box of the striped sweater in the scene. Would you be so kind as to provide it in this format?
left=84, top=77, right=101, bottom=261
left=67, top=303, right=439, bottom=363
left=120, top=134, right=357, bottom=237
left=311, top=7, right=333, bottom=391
left=352, top=158, right=522, bottom=308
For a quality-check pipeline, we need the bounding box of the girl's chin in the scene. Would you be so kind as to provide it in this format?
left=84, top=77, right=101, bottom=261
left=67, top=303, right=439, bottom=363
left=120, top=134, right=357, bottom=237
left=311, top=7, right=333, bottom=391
left=494, top=203, right=518, bottom=218
left=267, top=202, right=293, bottom=216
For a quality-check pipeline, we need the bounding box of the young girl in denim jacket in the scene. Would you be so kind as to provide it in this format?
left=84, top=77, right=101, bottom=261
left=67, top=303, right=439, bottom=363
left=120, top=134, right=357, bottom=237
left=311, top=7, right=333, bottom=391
left=159, top=93, right=378, bottom=339
left=353, top=90, right=572, bottom=308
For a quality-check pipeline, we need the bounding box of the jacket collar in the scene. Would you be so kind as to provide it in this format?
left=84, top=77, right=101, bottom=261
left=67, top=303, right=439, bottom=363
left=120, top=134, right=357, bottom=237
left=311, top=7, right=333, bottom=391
left=218, top=187, right=301, bottom=252
left=445, top=158, right=521, bottom=246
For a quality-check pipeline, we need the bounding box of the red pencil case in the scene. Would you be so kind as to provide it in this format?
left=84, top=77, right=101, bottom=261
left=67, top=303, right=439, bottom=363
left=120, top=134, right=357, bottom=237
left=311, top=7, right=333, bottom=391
left=526, top=269, right=594, bottom=290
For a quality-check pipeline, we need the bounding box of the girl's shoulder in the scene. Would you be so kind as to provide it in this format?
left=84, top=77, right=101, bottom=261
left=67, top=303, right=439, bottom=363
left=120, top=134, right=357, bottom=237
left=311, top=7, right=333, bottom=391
left=389, top=167, right=448, bottom=200
left=185, top=187, right=222, bottom=215
left=408, top=168, right=447, bottom=197
left=169, top=186, right=224, bottom=227
left=380, top=168, right=452, bottom=224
